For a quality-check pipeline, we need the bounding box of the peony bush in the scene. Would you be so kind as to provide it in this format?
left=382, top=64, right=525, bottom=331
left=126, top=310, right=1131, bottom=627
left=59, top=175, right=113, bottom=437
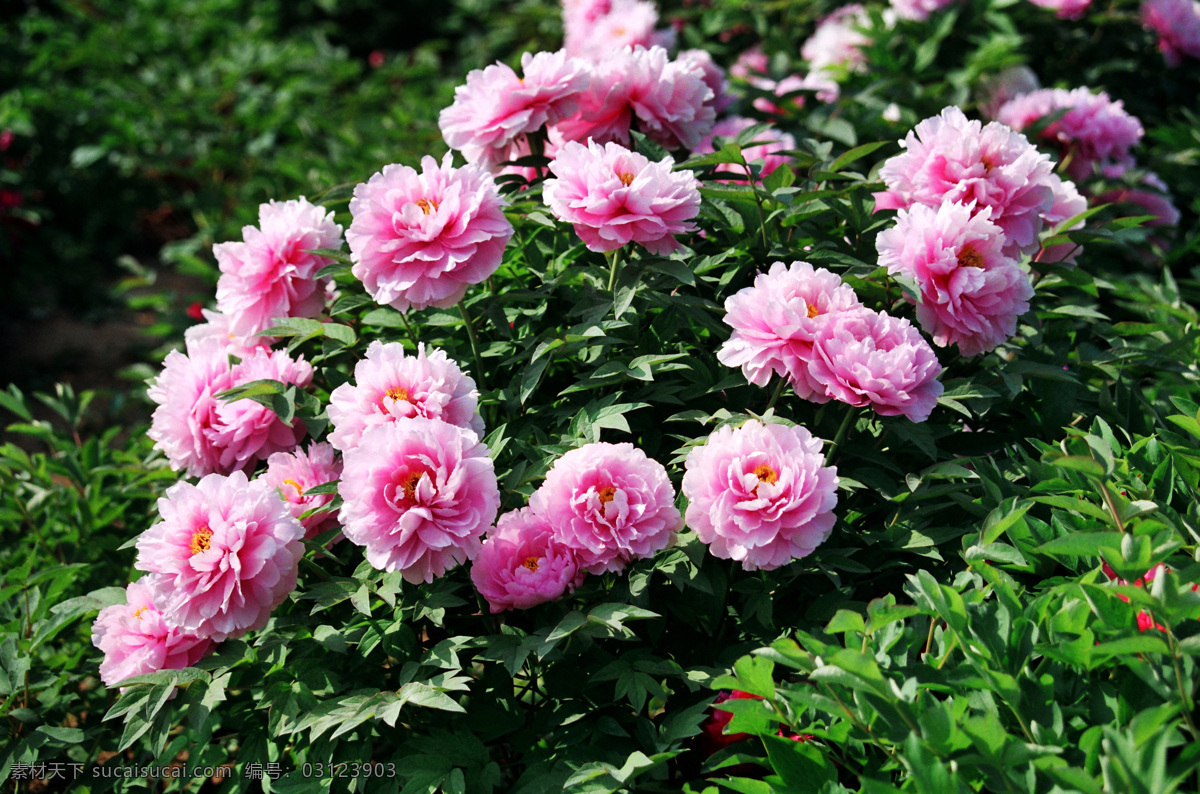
left=5, top=0, right=1200, bottom=791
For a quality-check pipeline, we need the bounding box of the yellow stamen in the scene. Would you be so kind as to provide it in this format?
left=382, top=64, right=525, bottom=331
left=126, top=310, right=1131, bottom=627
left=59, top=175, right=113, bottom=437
left=598, top=485, right=617, bottom=505
left=385, top=386, right=410, bottom=403
left=957, top=245, right=985, bottom=269
left=190, top=526, right=214, bottom=556
left=806, top=303, right=820, bottom=319
left=282, top=478, right=304, bottom=498
left=402, top=471, right=424, bottom=503
left=133, top=606, right=148, bottom=620
left=617, top=172, right=635, bottom=187
left=522, top=556, right=540, bottom=572
left=753, top=463, right=779, bottom=485
left=416, top=198, right=439, bottom=215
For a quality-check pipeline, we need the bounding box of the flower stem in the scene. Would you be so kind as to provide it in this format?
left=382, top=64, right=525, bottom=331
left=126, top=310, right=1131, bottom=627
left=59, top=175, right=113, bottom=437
left=765, top=376, right=787, bottom=412
left=458, top=299, right=487, bottom=392
left=607, top=247, right=623, bottom=293
left=825, top=405, right=857, bottom=466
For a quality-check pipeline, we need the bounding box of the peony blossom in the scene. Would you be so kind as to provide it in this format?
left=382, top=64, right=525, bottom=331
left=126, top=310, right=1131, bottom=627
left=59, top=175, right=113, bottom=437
left=184, top=308, right=271, bottom=360
left=995, top=88, right=1144, bottom=181
left=1026, top=0, right=1092, bottom=18
left=1097, top=172, right=1180, bottom=228
left=543, top=139, right=701, bottom=255
left=347, top=154, right=513, bottom=313
left=440, top=50, right=590, bottom=172
left=214, top=197, right=343, bottom=338
left=876, top=201, right=1034, bottom=355
left=91, top=580, right=213, bottom=688
left=1141, top=0, right=1200, bottom=66
left=134, top=471, right=305, bottom=642
left=693, top=117, right=797, bottom=183
left=530, top=441, right=682, bottom=575
left=676, top=49, right=734, bottom=114
left=263, top=441, right=344, bottom=540
left=551, top=46, right=715, bottom=151
left=148, top=338, right=313, bottom=477
left=891, top=0, right=962, bottom=21
left=717, top=261, right=863, bottom=400
left=470, top=507, right=581, bottom=613
left=800, top=3, right=882, bottom=98
left=1036, top=174, right=1089, bottom=266
left=338, top=417, right=500, bottom=584
left=978, top=65, right=1040, bottom=119
left=809, top=308, right=944, bottom=422
left=682, top=420, right=838, bottom=571
left=874, top=106, right=1058, bottom=258
left=564, top=0, right=659, bottom=61
left=327, top=340, right=484, bottom=452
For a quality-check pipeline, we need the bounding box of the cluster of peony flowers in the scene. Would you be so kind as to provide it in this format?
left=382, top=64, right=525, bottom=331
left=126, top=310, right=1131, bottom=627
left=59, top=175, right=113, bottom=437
left=148, top=336, right=313, bottom=477
left=995, top=87, right=1144, bottom=181
left=213, top=198, right=344, bottom=339
left=346, top=154, right=514, bottom=314
left=718, top=262, right=944, bottom=422
left=682, top=420, right=838, bottom=571
left=543, top=139, right=702, bottom=255
left=472, top=441, right=682, bottom=612
left=1141, top=0, right=1200, bottom=66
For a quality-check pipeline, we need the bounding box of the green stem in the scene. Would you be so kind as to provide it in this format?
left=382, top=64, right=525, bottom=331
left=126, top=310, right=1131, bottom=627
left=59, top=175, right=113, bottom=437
left=825, top=406, right=857, bottom=466
left=458, top=299, right=487, bottom=392
left=740, top=156, right=770, bottom=250
left=607, top=247, right=623, bottom=293
left=765, top=377, right=787, bottom=412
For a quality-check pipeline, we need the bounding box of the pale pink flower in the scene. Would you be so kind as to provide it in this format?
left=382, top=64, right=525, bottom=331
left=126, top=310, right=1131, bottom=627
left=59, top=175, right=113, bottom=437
left=682, top=420, right=838, bottom=571
left=978, top=66, right=1040, bottom=119
left=552, top=46, right=715, bottom=151
left=694, top=117, right=797, bottom=182
left=1142, top=0, right=1200, bottom=66
left=470, top=507, right=581, bottom=613
left=338, top=418, right=499, bottom=584
left=996, top=88, right=1144, bottom=181
left=347, top=154, right=513, bottom=313
left=530, top=441, right=682, bottom=575
left=729, top=46, right=769, bottom=80
left=1097, top=172, right=1180, bottom=228
left=874, top=106, right=1058, bottom=258
left=184, top=308, right=270, bottom=360
left=263, top=442, right=344, bottom=540
left=801, top=5, right=872, bottom=74
left=147, top=339, right=313, bottom=477
left=206, top=349, right=314, bottom=474
left=877, top=202, right=1034, bottom=355
left=91, top=580, right=213, bottom=688
left=327, top=340, right=483, bottom=452
left=213, top=198, right=343, bottom=338
left=891, top=0, right=962, bottom=21
left=134, top=471, right=304, bottom=642
left=543, top=139, right=701, bottom=255
left=748, top=74, right=811, bottom=115
left=565, top=0, right=658, bottom=61
left=809, top=309, right=944, bottom=422
left=440, top=50, right=590, bottom=172
left=717, top=262, right=863, bottom=400
left=1027, top=0, right=1091, bottom=18
left=677, top=49, right=734, bottom=114
left=1037, top=174, right=1089, bottom=265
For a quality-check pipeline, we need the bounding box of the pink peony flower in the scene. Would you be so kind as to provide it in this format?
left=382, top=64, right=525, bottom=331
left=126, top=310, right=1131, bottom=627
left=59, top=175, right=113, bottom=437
left=530, top=441, right=682, bottom=575
left=263, top=441, right=344, bottom=540
left=729, top=46, right=769, bottom=80
left=996, top=88, right=1144, bottom=181
left=564, top=0, right=659, bottom=61
left=440, top=50, right=590, bottom=172
left=134, top=471, right=304, bottom=642
left=543, top=139, right=701, bottom=255
left=874, top=106, right=1058, bottom=258
left=1036, top=174, right=1089, bottom=266
left=1142, top=0, right=1200, bottom=66
left=694, top=117, right=797, bottom=182
left=677, top=49, right=734, bottom=114
left=1097, top=172, right=1180, bottom=228
left=183, top=308, right=269, bottom=360
left=551, top=46, right=715, bottom=151
left=978, top=66, right=1040, bottom=120
left=213, top=197, right=343, bottom=338
left=717, top=261, right=863, bottom=400
left=148, top=338, right=313, bottom=477
left=809, top=309, right=944, bottom=422
left=347, top=154, right=514, bottom=313
left=1027, top=0, right=1092, bottom=18
left=801, top=5, right=873, bottom=75
left=327, top=340, right=484, bottom=452
left=470, top=507, right=582, bottom=613
left=891, top=0, right=962, bottom=21
left=682, top=420, right=838, bottom=571
left=877, top=202, right=1035, bottom=355
left=338, top=417, right=500, bottom=583
left=91, top=580, right=213, bottom=688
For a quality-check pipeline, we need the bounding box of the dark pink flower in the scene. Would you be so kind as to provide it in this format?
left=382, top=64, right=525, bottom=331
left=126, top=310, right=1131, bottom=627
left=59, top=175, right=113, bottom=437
left=1142, top=0, right=1200, bottom=67
left=470, top=507, right=581, bottom=612
left=263, top=441, right=344, bottom=540
left=91, top=580, right=213, bottom=688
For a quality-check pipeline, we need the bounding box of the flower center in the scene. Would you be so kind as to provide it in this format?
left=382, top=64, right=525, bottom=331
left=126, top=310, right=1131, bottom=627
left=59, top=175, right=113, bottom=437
left=980, top=154, right=995, bottom=173
left=416, top=198, right=439, bottom=215
left=132, top=606, right=148, bottom=620
left=522, top=556, right=540, bottom=572
left=283, top=478, right=304, bottom=498
left=402, top=471, right=424, bottom=503
left=190, top=525, right=214, bottom=556
left=806, top=303, right=820, bottom=319
left=616, top=171, right=635, bottom=187
left=385, top=386, right=410, bottom=403
left=753, top=463, right=779, bottom=485
left=597, top=485, right=617, bottom=505
left=957, top=245, right=985, bottom=269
